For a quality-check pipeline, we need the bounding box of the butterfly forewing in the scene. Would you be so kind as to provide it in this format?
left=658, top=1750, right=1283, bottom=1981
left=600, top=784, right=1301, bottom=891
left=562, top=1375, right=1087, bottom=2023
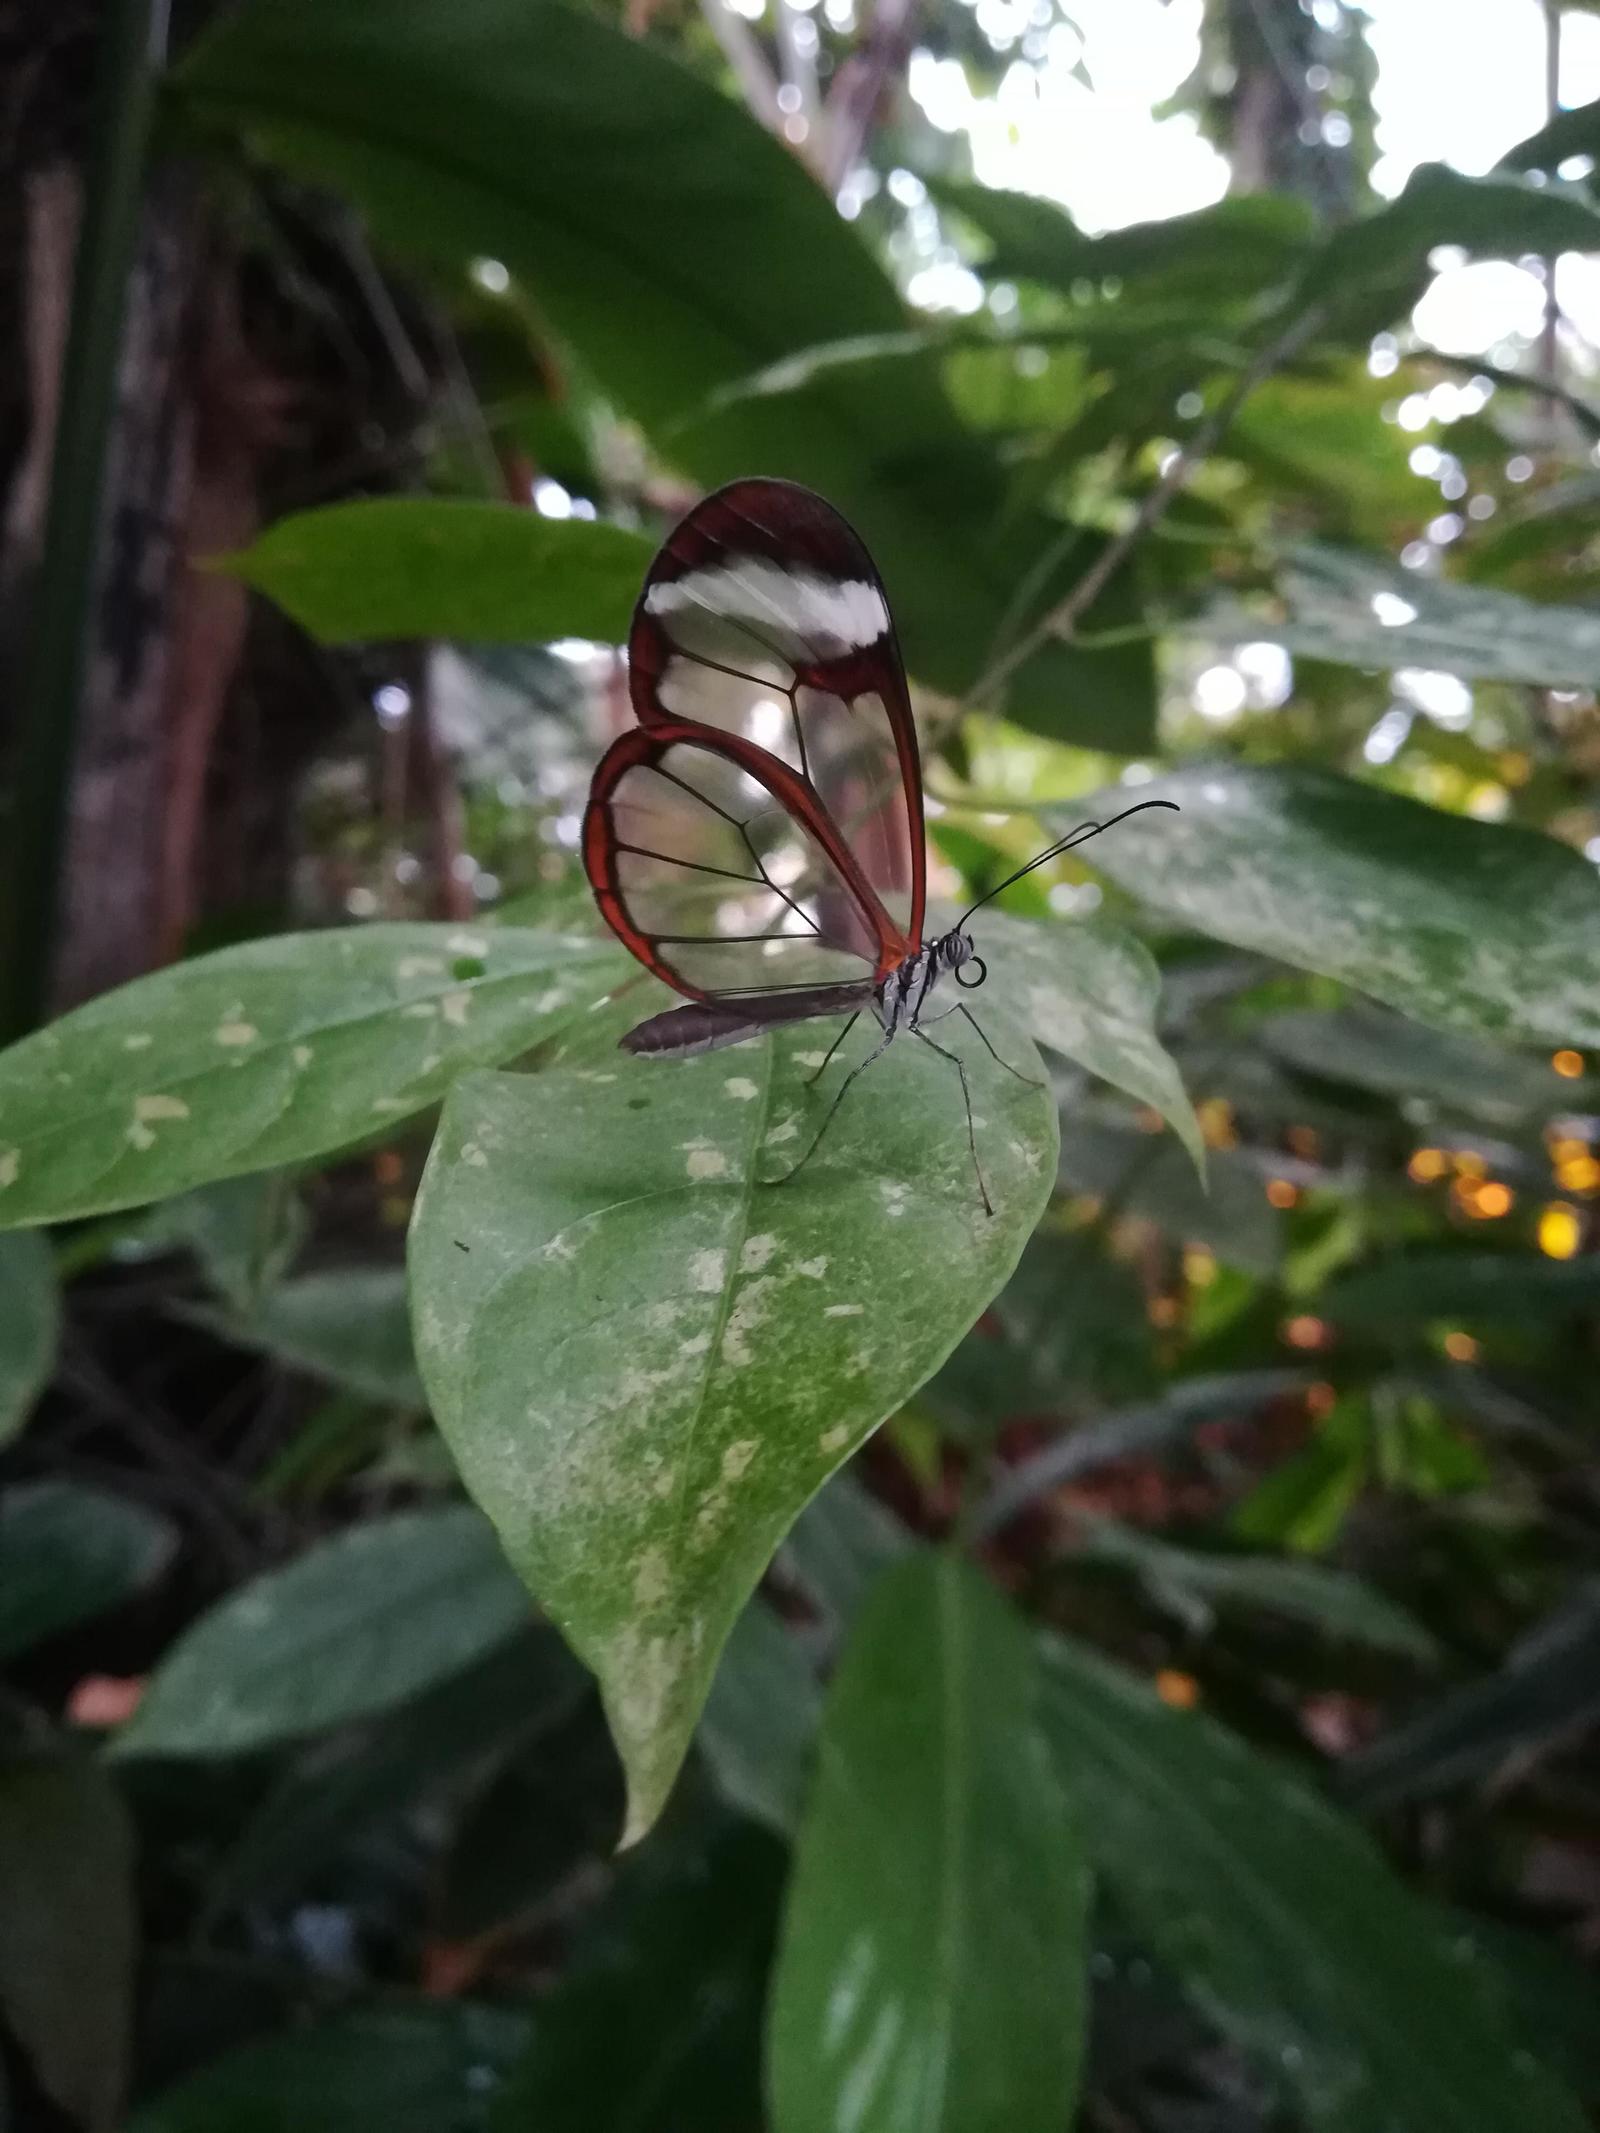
left=628, top=479, right=926, bottom=946
left=584, top=722, right=899, bottom=1002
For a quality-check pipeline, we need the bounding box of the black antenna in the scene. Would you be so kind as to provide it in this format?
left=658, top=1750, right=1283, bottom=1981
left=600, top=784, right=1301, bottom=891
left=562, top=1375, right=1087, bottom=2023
left=954, top=799, right=1180, bottom=929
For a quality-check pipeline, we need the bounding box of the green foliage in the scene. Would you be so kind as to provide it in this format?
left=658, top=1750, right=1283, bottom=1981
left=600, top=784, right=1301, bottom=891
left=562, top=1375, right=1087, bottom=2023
left=6, top=3, right=1600, bottom=2127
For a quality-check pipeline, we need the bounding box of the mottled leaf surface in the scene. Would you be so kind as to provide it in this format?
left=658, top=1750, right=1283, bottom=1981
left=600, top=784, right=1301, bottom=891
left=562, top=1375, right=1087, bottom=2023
left=0, top=1230, right=60, bottom=1440
left=223, top=500, right=652, bottom=646
left=1039, top=1634, right=1588, bottom=2133
left=769, top=1556, right=1089, bottom=2133
left=408, top=1023, right=1056, bottom=1840
left=0, top=923, right=626, bottom=1228
left=1070, top=762, right=1600, bottom=1048
left=113, top=1507, right=532, bottom=1758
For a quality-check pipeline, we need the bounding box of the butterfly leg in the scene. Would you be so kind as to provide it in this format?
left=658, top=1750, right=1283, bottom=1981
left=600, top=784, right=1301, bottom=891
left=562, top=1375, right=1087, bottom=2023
left=768, top=1022, right=895, bottom=1188
left=912, top=1027, right=993, bottom=1217
left=956, top=1002, right=1046, bottom=1089
left=804, top=1010, right=861, bottom=1088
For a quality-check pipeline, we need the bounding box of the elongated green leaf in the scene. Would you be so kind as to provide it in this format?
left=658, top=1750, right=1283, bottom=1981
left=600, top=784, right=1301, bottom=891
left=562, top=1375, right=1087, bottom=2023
left=209, top=1266, right=424, bottom=1406
left=976, top=911, right=1202, bottom=1170
left=1206, top=544, right=1600, bottom=689
left=0, top=1482, right=177, bottom=1664
left=127, top=2004, right=532, bottom=2133
left=1039, top=1634, right=1588, bottom=2133
left=222, top=500, right=652, bottom=646
left=1069, top=763, right=1600, bottom=1049
left=0, top=924, right=626, bottom=1229
left=1499, top=91, right=1600, bottom=170
left=408, top=1024, right=1056, bottom=1841
left=113, top=1506, right=532, bottom=1759
left=1326, top=1250, right=1600, bottom=1327
left=0, top=1753, right=136, bottom=2133
left=0, top=1230, right=60, bottom=1440
left=769, top=1555, right=1089, bottom=2133
left=1058, top=1119, right=1281, bottom=1272
left=140, top=1173, right=306, bottom=1312
left=1342, top=1584, right=1600, bottom=1809
left=174, top=0, right=1150, bottom=747
left=1075, top=1521, right=1438, bottom=1660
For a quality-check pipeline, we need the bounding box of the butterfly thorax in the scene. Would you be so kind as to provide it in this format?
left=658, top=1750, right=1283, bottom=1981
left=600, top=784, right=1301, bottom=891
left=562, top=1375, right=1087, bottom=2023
left=874, top=928, right=976, bottom=1036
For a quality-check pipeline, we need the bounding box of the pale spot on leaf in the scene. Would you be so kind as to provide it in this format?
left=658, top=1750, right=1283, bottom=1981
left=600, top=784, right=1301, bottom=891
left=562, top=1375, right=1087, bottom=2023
left=795, top=1255, right=828, bottom=1279
left=372, top=1097, right=409, bottom=1113
left=723, top=1276, right=776, bottom=1368
left=122, top=1033, right=152, bottom=1051
left=135, top=1094, right=189, bottom=1123
left=819, top=1423, right=851, bottom=1454
left=684, top=1144, right=728, bottom=1181
left=879, top=1181, right=909, bottom=1217
left=824, top=1302, right=864, bottom=1318
left=724, top=1076, right=758, bottom=1100
left=722, top=1439, right=758, bottom=1481
left=292, top=1045, right=313, bottom=1068
left=633, top=1548, right=670, bottom=1608
left=533, top=989, right=567, bottom=1014
left=441, top=990, right=472, bottom=1028
left=689, top=1248, right=726, bottom=1293
left=214, top=1021, right=257, bottom=1047
left=460, top=1141, right=489, bottom=1168
left=740, top=1232, right=779, bottom=1273
left=446, top=931, right=488, bottom=956
left=0, top=1150, right=18, bottom=1189
left=126, top=1122, right=155, bottom=1152
left=402, top=1001, right=437, bottom=1019
left=764, top=1117, right=800, bottom=1146
left=397, top=956, right=446, bottom=980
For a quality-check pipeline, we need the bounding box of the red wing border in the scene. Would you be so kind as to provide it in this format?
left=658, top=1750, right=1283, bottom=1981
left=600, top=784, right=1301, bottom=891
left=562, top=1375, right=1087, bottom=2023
left=583, top=717, right=911, bottom=1004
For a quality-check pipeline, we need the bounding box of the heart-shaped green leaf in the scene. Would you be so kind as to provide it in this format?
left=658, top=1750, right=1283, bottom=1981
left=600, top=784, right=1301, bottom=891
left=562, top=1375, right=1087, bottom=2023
left=1069, top=763, right=1600, bottom=1049
left=408, top=1020, right=1057, bottom=1841
left=0, top=925, right=627, bottom=1229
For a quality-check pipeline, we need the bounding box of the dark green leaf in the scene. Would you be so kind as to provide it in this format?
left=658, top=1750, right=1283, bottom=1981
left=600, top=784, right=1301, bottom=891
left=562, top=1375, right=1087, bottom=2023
left=0, top=924, right=626, bottom=1229
left=0, top=1231, right=60, bottom=1441
left=769, top=1556, right=1089, bottom=2133
left=1342, top=1583, right=1600, bottom=1809
left=1069, top=763, right=1600, bottom=1049
left=491, top=1818, right=783, bottom=2132
left=0, top=1753, right=136, bottom=2133
left=208, top=1266, right=424, bottom=1406
left=697, top=1599, right=821, bottom=1840
left=1039, top=1633, right=1589, bottom=2133
left=140, top=1173, right=306, bottom=1313
left=935, top=181, right=1315, bottom=300
left=1057, top=1120, right=1281, bottom=1273
left=113, top=1507, right=532, bottom=1759
left=222, top=501, right=652, bottom=646
left=210, top=1628, right=584, bottom=1916
left=127, top=2004, right=532, bottom=2133
left=1258, top=1005, right=1573, bottom=1124
left=409, top=1029, right=1056, bottom=1841
left=1325, top=1250, right=1600, bottom=1328
left=0, top=1482, right=176, bottom=1664
left=1499, top=92, right=1600, bottom=170
left=1075, top=1520, right=1438, bottom=1660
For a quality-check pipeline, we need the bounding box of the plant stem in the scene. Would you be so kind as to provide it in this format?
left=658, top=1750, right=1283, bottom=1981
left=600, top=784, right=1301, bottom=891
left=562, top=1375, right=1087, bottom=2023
left=0, top=0, right=171, bottom=1042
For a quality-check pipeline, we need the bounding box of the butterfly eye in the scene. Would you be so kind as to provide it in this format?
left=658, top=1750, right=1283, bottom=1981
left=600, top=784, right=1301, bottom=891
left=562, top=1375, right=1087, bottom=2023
left=955, top=954, right=987, bottom=991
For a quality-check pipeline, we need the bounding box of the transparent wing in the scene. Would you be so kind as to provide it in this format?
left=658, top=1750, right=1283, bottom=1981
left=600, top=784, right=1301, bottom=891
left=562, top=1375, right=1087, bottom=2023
left=584, top=722, right=904, bottom=1001
left=628, top=479, right=926, bottom=948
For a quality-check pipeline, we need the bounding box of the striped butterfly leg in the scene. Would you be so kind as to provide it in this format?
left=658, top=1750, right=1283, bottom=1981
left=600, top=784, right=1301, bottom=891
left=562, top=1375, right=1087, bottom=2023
left=955, top=1002, right=1047, bottom=1090
left=765, top=1016, right=897, bottom=1190
left=911, top=1025, right=993, bottom=1218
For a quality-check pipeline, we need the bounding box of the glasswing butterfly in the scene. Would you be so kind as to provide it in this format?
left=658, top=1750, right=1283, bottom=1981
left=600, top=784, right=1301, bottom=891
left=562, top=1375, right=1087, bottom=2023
left=583, top=478, right=1174, bottom=1212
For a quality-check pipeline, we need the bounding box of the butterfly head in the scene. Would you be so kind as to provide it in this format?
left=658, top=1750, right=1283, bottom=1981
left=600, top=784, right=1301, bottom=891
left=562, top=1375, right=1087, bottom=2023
left=936, top=928, right=987, bottom=991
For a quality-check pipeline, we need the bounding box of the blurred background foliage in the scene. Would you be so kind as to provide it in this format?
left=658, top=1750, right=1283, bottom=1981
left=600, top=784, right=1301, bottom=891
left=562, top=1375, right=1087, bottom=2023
left=2, top=0, right=1600, bottom=2127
